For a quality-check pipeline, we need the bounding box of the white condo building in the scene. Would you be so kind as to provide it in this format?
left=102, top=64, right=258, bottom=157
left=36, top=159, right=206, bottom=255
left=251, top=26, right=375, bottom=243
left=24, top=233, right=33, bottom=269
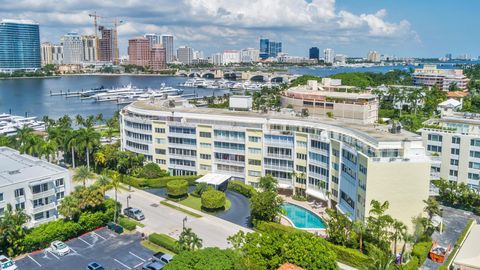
left=41, top=42, right=63, bottom=66
left=177, top=46, right=193, bottom=65
left=144, top=33, right=161, bottom=47
left=119, top=100, right=431, bottom=229
left=0, top=147, right=71, bottom=227
left=324, top=48, right=334, bottom=64
left=241, top=48, right=260, bottom=63
left=222, top=50, right=241, bottom=65
left=61, top=32, right=83, bottom=65
left=161, top=35, right=174, bottom=63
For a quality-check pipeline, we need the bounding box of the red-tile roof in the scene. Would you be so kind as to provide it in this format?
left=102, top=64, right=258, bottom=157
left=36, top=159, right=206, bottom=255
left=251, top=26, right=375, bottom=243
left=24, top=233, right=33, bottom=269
left=278, top=263, right=304, bottom=270
left=447, top=91, right=468, bottom=98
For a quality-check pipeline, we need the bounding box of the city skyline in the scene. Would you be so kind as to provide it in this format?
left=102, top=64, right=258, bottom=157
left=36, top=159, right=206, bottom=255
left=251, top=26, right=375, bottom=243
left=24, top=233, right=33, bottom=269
left=0, top=0, right=478, bottom=58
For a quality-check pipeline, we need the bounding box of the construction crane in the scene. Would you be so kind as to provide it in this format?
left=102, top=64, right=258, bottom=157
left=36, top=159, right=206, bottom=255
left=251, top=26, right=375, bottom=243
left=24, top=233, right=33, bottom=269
left=88, top=12, right=123, bottom=64
left=113, top=17, right=124, bottom=65
left=88, top=12, right=102, bottom=62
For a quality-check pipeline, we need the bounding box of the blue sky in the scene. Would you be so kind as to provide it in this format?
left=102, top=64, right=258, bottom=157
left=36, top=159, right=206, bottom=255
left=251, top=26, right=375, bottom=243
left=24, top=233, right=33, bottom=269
left=0, top=0, right=477, bottom=58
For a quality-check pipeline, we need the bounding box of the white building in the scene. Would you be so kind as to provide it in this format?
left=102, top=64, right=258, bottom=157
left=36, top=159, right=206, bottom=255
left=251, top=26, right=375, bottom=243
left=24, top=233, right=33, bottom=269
left=144, top=33, right=161, bottom=47
left=240, top=48, right=260, bottom=63
left=41, top=42, right=63, bottom=66
left=0, top=147, right=71, bottom=227
left=61, top=32, right=83, bottom=65
left=193, top=50, right=204, bottom=60
left=161, top=35, right=174, bottom=63
left=367, top=51, right=381, bottom=62
left=324, top=48, right=334, bottom=64
left=177, top=46, right=193, bottom=65
left=334, top=54, right=347, bottom=65
left=222, top=50, right=241, bottom=65
left=210, top=53, right=223, bottom=66
left=81, top=35, right=97, bottom=63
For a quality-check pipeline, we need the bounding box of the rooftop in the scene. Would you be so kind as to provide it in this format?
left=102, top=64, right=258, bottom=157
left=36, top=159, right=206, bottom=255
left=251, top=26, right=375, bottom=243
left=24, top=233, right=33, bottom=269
left=0, top=147, right=67, bottom=187
left=286, top=86, right=376, bottom=100
left=196, top=173, right=231, bottom=186
left=454, top=223, right=480, bottom=269
left=1, top=19, right=38, bottom=25
left=126, top=100, right=422, bottom=143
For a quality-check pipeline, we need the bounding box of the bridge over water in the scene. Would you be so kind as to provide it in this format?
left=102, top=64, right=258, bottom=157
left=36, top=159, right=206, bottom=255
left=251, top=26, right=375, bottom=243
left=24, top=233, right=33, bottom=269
left=176, top=69, right=298, bottom=83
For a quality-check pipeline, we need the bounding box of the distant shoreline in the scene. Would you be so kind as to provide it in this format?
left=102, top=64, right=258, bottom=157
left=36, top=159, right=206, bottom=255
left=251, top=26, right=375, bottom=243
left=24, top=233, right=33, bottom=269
left=0, top=73, right=179, bottom=80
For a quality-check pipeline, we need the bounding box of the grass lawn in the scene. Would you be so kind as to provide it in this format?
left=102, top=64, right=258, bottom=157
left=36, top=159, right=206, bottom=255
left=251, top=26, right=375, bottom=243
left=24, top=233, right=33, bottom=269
left=176, top=194, right=231, bottom=213
left=141, top=240, right=175, bottom=255
left=160, top=201, right=202, bottom=218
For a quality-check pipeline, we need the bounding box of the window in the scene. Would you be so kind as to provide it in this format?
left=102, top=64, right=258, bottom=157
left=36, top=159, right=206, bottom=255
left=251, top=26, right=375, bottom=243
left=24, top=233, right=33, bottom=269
left=296, top=141, right=307, bottom=148
left=34, top=212, right=44, bottom=221
left=311, top=140, right=330, bottom=151
left=296, top=153, right=307, bottom=160
left=0, top=193, right=3, bottom=202
left=332, top=175, right=339, bottom=184
left=452, top=137, right=460, bottom=144
left=427, top=145, right=442, bottom=152
left=471, top=151, right=480, bottom=158
left=200, top=154, right=211, bottom=160
left=154, top=127, right=165, bottom=133
left=342, top=149, right=357, bottom=163
left=214, top=141, right=245, bottom=150
left=248, top=136, right=261, bottom=143
left=340, top=191, right=355, bottom=209
left=450, top=159, right=459, bottom=166
left=156, top=159, right=166, bottom=165
left=248, top=159, right=261, bottom=166
left=309, top=152, right=329, bottom=164
left=55, top=178, right=64, bottom=187
left=469, top=162, right=480, bottom=169
left=332, top=149, right=339, bottom=157
left=169, top=126, right=196, bottom=134
left=56, top=192, right=65, bottom=200
left=200, top=143, right=211, bottom=148
left=0, top=208, right=4, bottom=216
left=170, top=158, right=195, bottom=167
left=449, top=170, right=458, bottom=177
left=155, top=148, right=166, bottom=155
left=200, top=164, right=212, bottom=171
left=155, top=138, right=166, bottom=144
left=200, top=131, right=211, bottom=138
left=14, top=188, right=24, bottom=197
left=248, top=170, right=261, bottom=177
left=471, top=139, right=480, bottom=147
left=359, top=164, right=367, bottom=174
left=332, top=163, right=339, bottom=171
left=296, top=165, right=306, bottom=173
left=468, top=173, right=480, bottom=180
left=168, top=137, right=196, bottom=145
left=15, top=202, right=25, bottom=210
left=32, top=183, right=49, bottom=194
left=451, top=148, right=460, bottom=155
left=428, top=134, right=443, bottom=142
left=248, top=148, right=261, bottom=154
left=332, top=189, right=338, bottom=197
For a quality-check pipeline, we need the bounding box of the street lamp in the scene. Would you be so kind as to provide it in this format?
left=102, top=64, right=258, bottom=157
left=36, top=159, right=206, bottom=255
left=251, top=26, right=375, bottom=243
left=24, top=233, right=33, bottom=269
left=183, top=216, right=188, bottom=229
left=127, top=194, right=132, bottom=208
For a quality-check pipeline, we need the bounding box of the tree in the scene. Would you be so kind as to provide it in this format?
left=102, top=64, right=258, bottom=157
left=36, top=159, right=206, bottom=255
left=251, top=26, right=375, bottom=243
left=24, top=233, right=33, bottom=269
left=58, top=195, right=81, bottom=220
left=366, top=200, right=394, bottom=252
left=109, top=172, right=121, bottom=223
left=94, top=151, right=106, bottom=171
left=164, top=248, right=245, bottom=270
left=367, top=243, right=395, bottom=270
left=76, top=127, right=100, bottom=171
left=0, top=204, right=30, bottom=256
left=325, top=208, right=355, bottom=247
left=250, top=190, right=283, bottom=222
left=66, top=129, right=79, bottom=168
left=352, top=220, right=367, bottom=253
left=258, top=175, right=278, bottom=192
left=40, top=139, right=57, bottom=162
left=15, top=126, right=34, bottom=151
left=73, top=166, right=95, bottom=187
left=423, top=198, right=441, bottom=222
left=177, top=227, right=203, bottom=252
left=75, top=186, right=105, bottom=210
left=391, top=220, right=406, bottom=256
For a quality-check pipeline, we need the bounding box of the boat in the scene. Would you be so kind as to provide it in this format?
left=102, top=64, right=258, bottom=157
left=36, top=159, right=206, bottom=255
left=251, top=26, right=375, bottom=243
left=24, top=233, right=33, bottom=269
left=90, top=83, right=144, bottom=101
left=0, top=114, right=45, bottom=136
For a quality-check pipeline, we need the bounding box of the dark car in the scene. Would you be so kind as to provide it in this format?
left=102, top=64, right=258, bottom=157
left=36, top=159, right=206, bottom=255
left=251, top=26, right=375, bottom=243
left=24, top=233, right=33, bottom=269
left=142, top=261, right=164, bottom=270
left=86, top=262, right=105, bottom=270
left=123, top=207, right=145, bottom=220
left=152, top=252, right=173, bottom=264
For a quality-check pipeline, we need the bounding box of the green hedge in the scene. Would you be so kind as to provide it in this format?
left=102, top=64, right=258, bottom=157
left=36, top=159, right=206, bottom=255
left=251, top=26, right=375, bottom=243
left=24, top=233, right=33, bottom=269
left=122, top=174, right=200, bottom=189
left=412, top=241, right=432, bottom=266
left=227, top=180, right=257, bottom=198
left=149, top=233, right=179, bottom=253
left=400, top=257, right=419, bottom=270
left=441, top=219, right=475, bottom=269
left=326, top=243, right=370, bottom=270
left=201, top=190, right=226, bottom=210
left=166, top=180, right=189, bottom=198
left=118, top=216, right=137, bottom=231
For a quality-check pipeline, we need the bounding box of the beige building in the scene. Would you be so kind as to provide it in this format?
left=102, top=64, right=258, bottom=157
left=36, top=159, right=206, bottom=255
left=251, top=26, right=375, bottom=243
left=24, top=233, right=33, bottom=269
left=119, top=99, right=430, bottom=229
left=413, top=65, right=470, bottom=91
left=452, top=222, right=480, bottom=270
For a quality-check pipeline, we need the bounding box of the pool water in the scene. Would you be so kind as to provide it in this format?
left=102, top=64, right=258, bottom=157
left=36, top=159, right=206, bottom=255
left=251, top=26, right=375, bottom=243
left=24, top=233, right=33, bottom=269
left=282, top=203, right=327, bottom=229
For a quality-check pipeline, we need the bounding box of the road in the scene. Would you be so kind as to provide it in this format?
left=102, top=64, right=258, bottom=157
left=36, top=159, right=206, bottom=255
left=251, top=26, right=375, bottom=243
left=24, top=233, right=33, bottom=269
left=107, top=187, right=253, bottom=248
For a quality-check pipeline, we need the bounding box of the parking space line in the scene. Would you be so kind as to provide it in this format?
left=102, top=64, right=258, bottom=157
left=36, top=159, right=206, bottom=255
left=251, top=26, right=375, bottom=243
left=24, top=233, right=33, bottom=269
left=92, top=231, right=106, bottom=241
left=129, top=251, right=146, bottom=262
left=114, top=258, right=132, bottom=269
left=27, top=255, right=42, bottom=267
left=70, top=247, right=78, bottom=254
left=47, top=250, right=60, bottom=260
left=134, top=262, right=144, bottom=268
left=78, top=237, right=93, bottom=247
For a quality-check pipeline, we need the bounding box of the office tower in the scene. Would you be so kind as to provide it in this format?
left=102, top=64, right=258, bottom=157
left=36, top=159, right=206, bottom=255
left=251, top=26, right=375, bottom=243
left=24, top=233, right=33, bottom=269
left=61, top=32, right=83, bottom=65
left=144, top=33, right=161, bottom=48
left=98, top=26, right=117, bottom=63
left=81, top=35, right=97, bottom=62
left=128, top=37, right=151, bottom=66
left=177, top=46, right=193, bottom=65
left=0, top=19, right=41, bottom=72
left=161, top=35, right=174, bottom=63
left=367, top=51, right=381, bottom=62
left=150, top=44, right=166, bottom=71
left=240, top=48, right=260, bottom=62
left=268, top=41, right=282, bottom=58
left=41, top=42, right=63, bottom=66
left=309, top=47, right=320, bottom=60
left=222, top=50, right=241, bottom=65
left=323, top=48, right=334, bottom=64
left=259, top=38, right=269, bottom=59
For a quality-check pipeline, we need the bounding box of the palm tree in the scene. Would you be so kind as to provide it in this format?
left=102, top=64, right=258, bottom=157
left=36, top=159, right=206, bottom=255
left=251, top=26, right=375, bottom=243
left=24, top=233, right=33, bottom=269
left=94, top=151, right=106, bottom=171
left=0, top=204, right=30, bottom=256
left=73, top=166, right=95, bottom=187
left=352, top=220, right=367, bottom=254
left=423, top=198, right=441, bottom=221
left=66, top=130, right=78, bottom=168
left=109, top=172, right=121, bottom=223
left=41, top=139, right=58, bottom=162
left=391, top=220, right=406, bottom=256
left=58, top=195, right=80, bottom=220
left=0, top=136, right=12, bottom=147
left=15, top=126, right=34, bottom=152
left=178, top=227, right=203, bottom=251
left=77, top=127, right=100, bottom=171
left=94, top=174, right=111, bottom=194
left=399, top=232, right=414, bottom=264
left=75, top=114, right=84, bottom=127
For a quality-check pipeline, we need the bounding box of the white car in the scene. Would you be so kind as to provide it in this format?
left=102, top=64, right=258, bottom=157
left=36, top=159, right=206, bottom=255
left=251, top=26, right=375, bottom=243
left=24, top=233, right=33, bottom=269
left=50, top=240, right=71, bottom=256
left=0, top=255, right=17, bottom=270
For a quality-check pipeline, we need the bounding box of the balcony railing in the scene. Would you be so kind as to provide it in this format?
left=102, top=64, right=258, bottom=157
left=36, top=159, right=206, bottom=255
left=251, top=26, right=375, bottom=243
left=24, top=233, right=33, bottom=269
left=31, top=189, right=56, bottom=200
left=32, top=202, right=57, bottom=214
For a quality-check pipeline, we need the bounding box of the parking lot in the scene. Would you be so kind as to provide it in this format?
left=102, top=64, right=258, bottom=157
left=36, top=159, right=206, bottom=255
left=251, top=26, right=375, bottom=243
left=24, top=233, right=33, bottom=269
left=15, top=227, right=154, bottom=270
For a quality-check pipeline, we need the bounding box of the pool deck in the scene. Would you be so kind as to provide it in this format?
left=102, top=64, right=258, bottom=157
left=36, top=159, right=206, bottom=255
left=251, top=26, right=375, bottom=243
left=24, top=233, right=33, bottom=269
left=281, top=195, right=328, bottom=236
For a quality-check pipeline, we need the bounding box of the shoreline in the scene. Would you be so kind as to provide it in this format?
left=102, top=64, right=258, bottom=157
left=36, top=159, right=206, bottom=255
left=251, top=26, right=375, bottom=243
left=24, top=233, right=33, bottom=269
left=0, top=73, right=179, bottom=80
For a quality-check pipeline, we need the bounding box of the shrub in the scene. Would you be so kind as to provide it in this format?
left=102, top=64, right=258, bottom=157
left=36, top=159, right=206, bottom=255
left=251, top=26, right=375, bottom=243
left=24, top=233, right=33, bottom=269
left=201, top=190, right=226, bottom=210
left=227, top=180, right=257, bottom=198
left=137, top=163, right=169, bottom=179
left=123, top=175, right=200, bottom=189
left=292, top=194, right=307, bottom=201
left=118, top=216, right=137, bottom=231
left=164, top=248, right=244, bottom=270
left=412, top=241, right=432, bottom=266
left=326, top=243, right=370, bottom=270
left=255, top=221, right=308, bottom=235
left=148, top=233, right=179, bottom=253
left=192, top=183, right=212, bottom=197
left=400, top=257, right=419, bottom=270
left=166, top=180, right=189, bottom=198
left=24, top=220, right=83, bottom=252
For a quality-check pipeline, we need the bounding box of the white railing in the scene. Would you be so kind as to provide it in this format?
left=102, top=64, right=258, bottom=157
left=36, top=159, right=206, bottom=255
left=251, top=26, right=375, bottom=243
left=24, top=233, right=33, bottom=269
left=31, top=189, right=56, bottom=200
left=32, top=202, right=57, bottom=214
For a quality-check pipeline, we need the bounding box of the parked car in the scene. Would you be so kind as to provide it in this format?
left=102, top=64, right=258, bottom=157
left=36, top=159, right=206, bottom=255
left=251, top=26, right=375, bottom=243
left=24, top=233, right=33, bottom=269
left=86, top=262, right=105, bottom=270
left=0, top=255, right=17, bottom=270
left=142, top=261, right=165, bottom=270
left=152, top=252, right=173, bottom=264
left=50, top=240, right=71, bottom=256
left=123, top=207, right=145, bottom=220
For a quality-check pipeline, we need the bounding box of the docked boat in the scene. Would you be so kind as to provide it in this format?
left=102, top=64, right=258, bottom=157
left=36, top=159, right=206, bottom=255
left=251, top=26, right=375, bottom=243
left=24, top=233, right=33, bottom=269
left=0, top=114, right=45, bottom=136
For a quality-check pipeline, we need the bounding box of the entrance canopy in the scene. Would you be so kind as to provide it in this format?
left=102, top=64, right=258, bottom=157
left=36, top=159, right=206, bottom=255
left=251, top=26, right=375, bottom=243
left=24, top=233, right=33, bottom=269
left=196, top=173, right=231, bottom=191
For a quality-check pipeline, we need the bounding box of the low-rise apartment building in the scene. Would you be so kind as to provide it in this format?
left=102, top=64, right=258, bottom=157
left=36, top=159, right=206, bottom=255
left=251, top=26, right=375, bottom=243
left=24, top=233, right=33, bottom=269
left=120, top=100, right=430, bottom=229
left=0, top=147, right=71, bottom=227
left=420, top=111, right=480, bottom=189
left=413, top=65, right=470, bottom=91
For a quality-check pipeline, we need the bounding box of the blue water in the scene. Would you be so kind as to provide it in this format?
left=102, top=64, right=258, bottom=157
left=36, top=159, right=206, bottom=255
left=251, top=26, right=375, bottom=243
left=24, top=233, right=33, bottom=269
left=282, top=203, right=326, bottom=229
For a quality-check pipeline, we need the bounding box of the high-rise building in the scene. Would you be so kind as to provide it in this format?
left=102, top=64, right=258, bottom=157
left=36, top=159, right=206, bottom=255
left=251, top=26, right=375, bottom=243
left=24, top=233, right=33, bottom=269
left=81, top=35, right=97, bottom=63
left=128, top=37, right=151, bottom=67
left=98, top=26, right=117, bottom=63
left=41, top=42, right=63, bottom=66
left=445, top=53, right=452, bottom=61
left=259, top=38, right=269, bottom=59
left=334, top=54, right=347, bottom=65
left=144, top=33, right=161, bottom=48
left=367, top=51, right=381, bottom=62
left=177, top=46, right=193, bottom=65
left=268, top=41, right=282, bottom=58
left=210, top=53, right=223, bottom=66
left=150, top=44, right=166, bottom=71
left=222, top=50, right=241, bottom=65
left=309, top=47, right=320, bottom=60
left=323, top=48, right=334, bottom=64
left=0, top=19, right=41, bottom=72
left=240, top=48, right=260, bottom=63
left=61, top=32, right=83, bottom=65
left=161, top=35, right=174, bottom=63
left=193, top=50, right=204, bottom=60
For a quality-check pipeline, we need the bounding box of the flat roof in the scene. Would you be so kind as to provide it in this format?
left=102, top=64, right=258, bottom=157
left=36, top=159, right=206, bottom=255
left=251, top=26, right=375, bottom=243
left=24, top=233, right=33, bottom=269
left=0, top=147, right=67, bottom=187
left=454, top=223, right=480, bottom=268
left=287, top=86, right=375, bottom=99
left=1, top=19, right=38, bottom=25
left=196, top=173, right=231, bottom=186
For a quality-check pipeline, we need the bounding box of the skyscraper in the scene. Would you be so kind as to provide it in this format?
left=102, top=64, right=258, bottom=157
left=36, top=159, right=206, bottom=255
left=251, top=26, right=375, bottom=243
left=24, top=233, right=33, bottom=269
left=144, top=33, right=161, bottom=48
left=161, top=35, right=174, bottom=63
left=323, top=48, right=334, bottom=64
left=259, top=38, right=282, bottom=59
left=177, top=46, right=193, bottom=65
left=367, top=51, right=381, bottom=62
left=61, top=32, right=83, bottom=64
left=240, top=48, right=260, bottom=62
left=41, top=42, right=63, bottom=66
left=268, top=41, right=282, bottom=58
left=150, top=44, right=166, bottom=71
left=128, top=37, right=151, bottom=67
left=98, top=26, right=117, bottom=63
left=81, top=35, right=97, bottom=63
left=0, top=19, right=41, bottom=72
left=309, top=47, right=320, bottom=60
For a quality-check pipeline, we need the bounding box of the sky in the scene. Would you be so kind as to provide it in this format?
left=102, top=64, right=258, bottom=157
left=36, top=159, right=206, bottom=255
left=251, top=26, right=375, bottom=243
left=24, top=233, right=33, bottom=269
left=0, top=0, right=478, bottom=58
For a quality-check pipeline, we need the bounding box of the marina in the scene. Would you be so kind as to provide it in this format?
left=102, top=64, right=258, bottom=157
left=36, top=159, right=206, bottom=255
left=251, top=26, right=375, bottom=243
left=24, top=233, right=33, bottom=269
left=0, top=113, right=45, bottom=136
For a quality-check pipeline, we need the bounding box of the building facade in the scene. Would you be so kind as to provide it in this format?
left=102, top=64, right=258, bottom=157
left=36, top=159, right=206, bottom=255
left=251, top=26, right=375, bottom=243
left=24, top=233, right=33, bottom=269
left=61, top=32, right=83, bottom=65
left=420, top=112, right=480, bottom=189
left=150, top=44, right=166, bottom=70
left=98, top=26, right=117, bottom=63
left=367, top=51, right=381, bottom=62
left=120, top=100, right=431, bottom=228
left=0, top=19, right=41, bottom=72
left=259, top=38, right=282, bottom=59
left=177, top=46, right=193, bottom=65
left=144, top=33, right=161, bottom=48
left=309, top=47, right=320, bottom=60
left=324, top=48, right=334, bottom=64
left=128, top=37, right=151, bottom=67
left=41, top=42, right=63, bottom=66
left=222, top=50, right=241, bottom=65
left=0, top=147, right=71, bottom=227
left=81, top=35, right=97, bottom=62
left=161, top=35, right=174, bottom=63
left=240, top=48, right=260, bottom=63
left=413, top=65, right=470, bottom=91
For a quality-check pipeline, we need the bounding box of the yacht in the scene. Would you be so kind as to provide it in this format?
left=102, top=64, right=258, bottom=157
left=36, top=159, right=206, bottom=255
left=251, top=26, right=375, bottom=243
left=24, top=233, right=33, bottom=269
left=91, top=83, right=144, bottom=101
left=0, top=114, right=45, bottom=136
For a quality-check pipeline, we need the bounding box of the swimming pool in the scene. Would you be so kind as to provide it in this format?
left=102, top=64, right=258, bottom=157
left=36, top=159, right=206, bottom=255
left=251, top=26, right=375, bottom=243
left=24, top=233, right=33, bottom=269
left=282, top=203, right=327, bottom=229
